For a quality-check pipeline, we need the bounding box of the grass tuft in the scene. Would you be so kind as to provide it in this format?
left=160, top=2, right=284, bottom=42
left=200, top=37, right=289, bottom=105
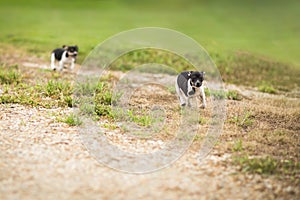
left=258, top=82, right=277, bottom=94
left=62, top=113, right=82, bottom=126
left=229, top=109, right=254, bottom=129
left=233, top=155, right=278, bottom=175
left=226, top=90, right=243, bottom=100
left=0, top=65, right=22, bottom=85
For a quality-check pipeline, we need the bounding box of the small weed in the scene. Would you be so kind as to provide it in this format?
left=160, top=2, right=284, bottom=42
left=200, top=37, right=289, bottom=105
left=79, top=101, right=96, bottom=116
left=127, top=110, right=153, bottom=127
left=0, top=65, right=22, bottom=85
left=258, top=82, right=276, bottom=94
left=62, top=113, right=82, bottom=126
left=199, top=116, right=208, bottom=125
left=167, top=86, right=176, bottom=94
left=230, top=109, right=254, bottom=129
left=112, top=108, right=154, bottom=127
left=205, top=88, right=242, bottom=101
left=102, top=123, right=118, bottom=130
left=94, top=82, right=113, bottom=117
left=233, top=154, right=300, bottom=183
left=44, top=80, right=73, bottom=97
left=207, top=89, right=227, bottom=100
left=95, top=103, right=112, bottom=117
left=75, top=79, right=103, bottom=96
left=95, top=84, right=112, bottom=105
left=233, top=155, right=278, bottom=175
left=193, top=133, right=204, bottom=142
left=226, top=90, right=242, bottom=100
left=232, top=139, right=243, bottom=152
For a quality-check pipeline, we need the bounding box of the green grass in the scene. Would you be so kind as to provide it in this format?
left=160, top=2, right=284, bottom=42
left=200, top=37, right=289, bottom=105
left=1, top=0, right=300, bottom=92
left=204, top=88, right=243, bottom=100
left=1, top=80, right=73, bottom=108
left=126, top=109, right=153, bottom=127
left=62, top=113, right=82, bottom=126
left=217, top=52, right=300, bottom=91
left=0, top=65, right=22, bottom=85
left=233, top=155, right=300, bottom=182
left=258, top=82, right=277, bottom=94
left=0, top=64, right=73, bottom=108
left=226, top=90, right=243, bottom=101
left=234, top=155, right=278, bottom=175
left=0, top=0, right=299, bottom=66
left=232, top=139, right=243, bottom=152
left=110, top=49, right=190, bottom=73
left=229, top=109, right=254, bottom=129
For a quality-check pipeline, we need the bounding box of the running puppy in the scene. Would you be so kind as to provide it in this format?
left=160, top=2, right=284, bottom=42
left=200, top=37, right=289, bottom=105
left=51, top=45, right=78, bottom=71
left=175, top=71, right=206, bottom=108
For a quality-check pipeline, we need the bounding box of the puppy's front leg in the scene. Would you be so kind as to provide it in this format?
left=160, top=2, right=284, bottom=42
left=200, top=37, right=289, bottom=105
left=58, top=60, right=64, bottom=71
left=200, top=86, right=206, bottom=109
left=70, top=58, right=75, bottom=70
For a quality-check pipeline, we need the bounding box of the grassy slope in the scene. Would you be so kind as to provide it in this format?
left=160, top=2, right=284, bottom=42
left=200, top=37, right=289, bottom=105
left=0, top=0, right=299, bottom=66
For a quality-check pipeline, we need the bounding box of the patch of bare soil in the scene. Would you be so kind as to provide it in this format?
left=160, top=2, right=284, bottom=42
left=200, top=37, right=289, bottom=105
left=0, top=54, right=299, bottom=199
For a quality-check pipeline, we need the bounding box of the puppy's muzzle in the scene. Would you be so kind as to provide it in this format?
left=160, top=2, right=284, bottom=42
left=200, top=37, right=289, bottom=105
left=194, top=80, right=201, bottom=87
left=69, top=52, right=78, bottom=57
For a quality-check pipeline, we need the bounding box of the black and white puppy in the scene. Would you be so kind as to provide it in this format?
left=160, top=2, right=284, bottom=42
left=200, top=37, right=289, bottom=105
left=51, top=45, right=78, bottom=71
left=175, top=71, right=206, bottom=108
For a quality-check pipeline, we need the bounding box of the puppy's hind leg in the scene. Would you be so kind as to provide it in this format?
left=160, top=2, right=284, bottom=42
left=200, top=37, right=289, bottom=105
left=50, top=53, right=56, bottom=70
left=175, top=82, right=186, bottom=106
left=58, top=60, right=64, bottom=71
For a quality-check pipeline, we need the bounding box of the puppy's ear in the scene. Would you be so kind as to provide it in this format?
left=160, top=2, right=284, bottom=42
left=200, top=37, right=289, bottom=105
left=188, top=71, right=193, bottom=77
left=74, top=45, right=78, bottom=51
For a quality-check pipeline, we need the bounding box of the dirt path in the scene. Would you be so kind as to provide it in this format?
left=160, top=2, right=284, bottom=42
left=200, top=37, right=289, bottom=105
left=0, top=55, right=299, bottom=199
left=1, top=104, right=294, bottom=200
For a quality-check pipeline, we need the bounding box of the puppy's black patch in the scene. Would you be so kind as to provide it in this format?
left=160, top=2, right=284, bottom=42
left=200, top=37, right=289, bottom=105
left=52, top=48, right=65, bottom=60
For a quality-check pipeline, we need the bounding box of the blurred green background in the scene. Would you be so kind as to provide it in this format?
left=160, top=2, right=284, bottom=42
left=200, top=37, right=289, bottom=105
left=0, top=0, right=299, bottom=66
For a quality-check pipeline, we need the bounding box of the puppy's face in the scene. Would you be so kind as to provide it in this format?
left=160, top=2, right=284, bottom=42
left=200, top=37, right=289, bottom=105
left=65, top=45, right=78, bottom=57
left=190, top=71, right=204, bottom=88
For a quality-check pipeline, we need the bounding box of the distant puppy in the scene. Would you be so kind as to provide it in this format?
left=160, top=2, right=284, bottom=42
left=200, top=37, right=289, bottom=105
left=51, top=45, right=78, bottom=71
left=175, top=71, right=206, bottom=108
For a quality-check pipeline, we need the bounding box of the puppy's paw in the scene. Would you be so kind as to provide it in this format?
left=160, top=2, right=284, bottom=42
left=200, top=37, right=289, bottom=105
left=181, top=103, right=186, bottom=107
left=200, top=104, right=206, bottom=109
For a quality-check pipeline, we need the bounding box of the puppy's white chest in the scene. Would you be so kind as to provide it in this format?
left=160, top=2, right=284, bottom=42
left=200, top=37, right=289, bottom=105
left=62, top=56, right=73, bottom=63
left=61, top=52, right=74, bottom=63
left=193, top=87, right=201, bottom=96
